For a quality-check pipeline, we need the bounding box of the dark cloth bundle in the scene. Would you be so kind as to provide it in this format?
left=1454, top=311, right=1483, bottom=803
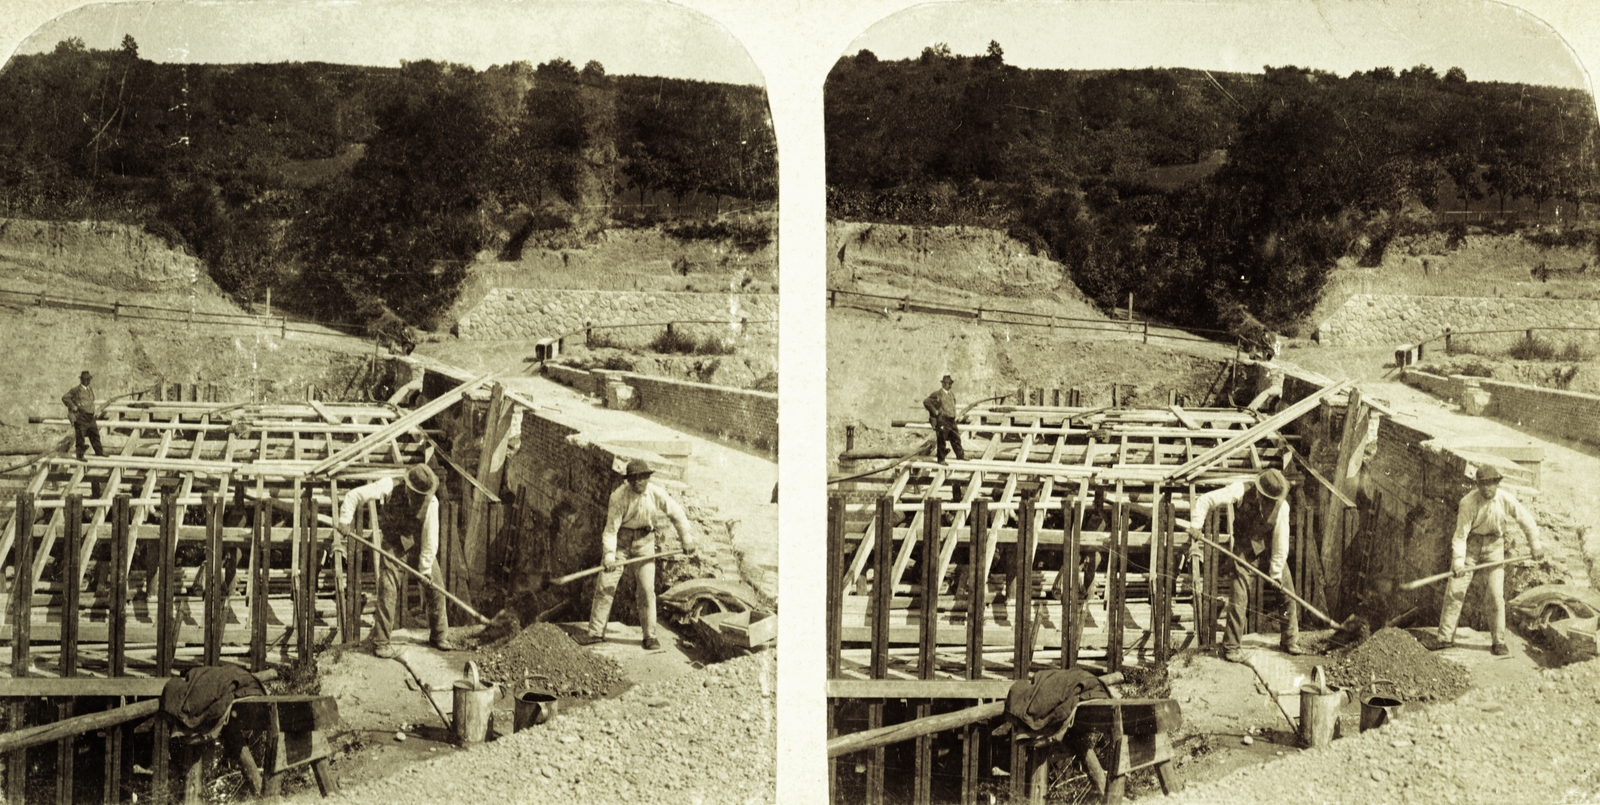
left=160, top=665, right=266, bottom=733
left=1002, top=668, right=1110, bottom=734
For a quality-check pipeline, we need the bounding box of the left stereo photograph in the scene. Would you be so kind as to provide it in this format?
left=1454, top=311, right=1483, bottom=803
left=0, top=2, right=777, bottom=803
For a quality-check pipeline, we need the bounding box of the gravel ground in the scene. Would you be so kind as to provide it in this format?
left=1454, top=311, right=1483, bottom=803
left=301, top=652, right=776, bottom=805
left=1167, top=656, right=1600, bottom=804
left=1324, top=628, right=1473, bottom=703
left=472, top=623, right=628, bottom=697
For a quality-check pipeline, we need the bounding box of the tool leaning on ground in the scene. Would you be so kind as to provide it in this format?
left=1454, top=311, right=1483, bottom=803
left=1186, top=529, right=1369, bottom=638
left=333, top=524, right=520, bottom=642
left=1399, top=554, right=1535, bottom=591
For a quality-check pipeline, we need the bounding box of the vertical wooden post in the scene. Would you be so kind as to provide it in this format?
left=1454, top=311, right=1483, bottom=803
left=158, top=486, right=178, bottom=678
left=914, top=496, right=940, bottom=805
left=1154, top=489, right=1171, bottom=664
left=7, top=497, right=31, bottom=805
left=865, top=497, right=893, bottom=805
left=825, top=495, right=844, bottom=804
left=962, top=498, right=989, bottom=805
left=1063, top=494, right=1082, bottom=668
left=204, top=492, right=223, bottom=667
left=250, top=496, right=270, bottom=672
left=1017, top=385, right=1026, bottom=406
left=1202, top=507, right=1220, bottom=649
left=1107, top=483, right=1126, bottom=672
left=1009, top=491, right=1037, bottom=800
left=56, top=495, right=82, bottom=805
left=105, top=494, right=129, bottom=804
left=300, top=484, right=317, bottom=660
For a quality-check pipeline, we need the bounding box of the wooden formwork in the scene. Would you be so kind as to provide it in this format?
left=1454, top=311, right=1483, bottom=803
left=0, top=398, right=439, bottom=803
left=827, top=393, right=1342, bottom=805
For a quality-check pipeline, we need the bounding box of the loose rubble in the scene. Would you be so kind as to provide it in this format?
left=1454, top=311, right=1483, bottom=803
left=303, top=653, right=777, bottom=805
left=471, top=623, right=627, bottom=697
left=1324, top=628, right=1472, bottom=703
left=1169, top=657, right=1600, bottom=804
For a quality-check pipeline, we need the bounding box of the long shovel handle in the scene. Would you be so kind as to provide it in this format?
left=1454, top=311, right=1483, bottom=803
left=1399, top=555, right=1531, bottom=591
left=338, top=527, right=492, bottom=625
left=1187, top=531, right=1340, bottom=627
left=553, top=550, right=686, bottom=586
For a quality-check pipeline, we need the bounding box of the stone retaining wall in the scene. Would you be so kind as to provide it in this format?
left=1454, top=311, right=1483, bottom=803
left=1400, top=369, right=1600, bottom=447
left=454, top=288, right=777, bottom=342
left=545, top=365, right=777, bottom=455
left=1316, top=294, right=1600, bottom=347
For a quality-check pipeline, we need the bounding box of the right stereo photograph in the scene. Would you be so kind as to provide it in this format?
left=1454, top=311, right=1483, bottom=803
left=823, top=1, right=1600, bottom=803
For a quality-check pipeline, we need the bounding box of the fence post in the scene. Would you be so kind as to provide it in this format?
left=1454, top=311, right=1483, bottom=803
left=845, top=425, right=855, bottom=451
left=1445, top=328, right=1453, bottom=354
left=1127, top=293, right=1133, bottom=331
left=113, top=301, right=119, bottom=321
left=1143, top=321, right=1149, bottom=344
left=281, top=317, right=287, bottom=338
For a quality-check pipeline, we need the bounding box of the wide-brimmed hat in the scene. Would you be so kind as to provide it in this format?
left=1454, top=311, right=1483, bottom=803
left=625, top=458, right=654, bottom=478
left=1254, top=469, right=1289, bottom=501
left=79, top=371, right=92, bottom=380
left=941, top=374, right=954, bottom=383
left=1475, top=465, right=1503, bottom=483
left=404, top=464, right=438, bottom=495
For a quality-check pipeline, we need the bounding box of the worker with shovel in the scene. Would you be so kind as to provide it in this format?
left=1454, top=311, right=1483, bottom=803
left=577, top=458, right=698, bottom=650
left=336, top=464, right=454, bottom=658
left=1431, top=465, right=1543, bottom=656
left=1187, top=468, right=1301, bottom=662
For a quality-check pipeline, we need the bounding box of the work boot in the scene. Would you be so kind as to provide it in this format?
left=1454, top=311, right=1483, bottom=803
left=1427, top=635, right=1455, bottom=651
left=431, top=636, right=458, bottom=652
left=573, top=633, right=604, bottom=646
left=642, top=637, right=661, bottom=650
left=373, top=643, right=403, bottom=659
left=1491, top=642, right=1510, bottom=656
left=1280, top=639, right=1304, bottom=656
left=1222, top=647, right=1246, bottom=663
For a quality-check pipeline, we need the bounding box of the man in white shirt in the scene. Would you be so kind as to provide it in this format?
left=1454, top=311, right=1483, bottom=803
left=1186, top=469, right=1300, bottom=662
left=1432, top=465, right=1543, bottom=655
left=577, top=458, right=697, bottom=650
left=335, top=464, right=450, bottom=658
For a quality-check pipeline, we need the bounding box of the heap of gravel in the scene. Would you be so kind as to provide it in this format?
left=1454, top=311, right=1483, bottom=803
left=1168, top=656, right=1600, bottom=804
left=308, top=653, right=776, bottom=805
left=1324, top=628, right=1472, bottom=703
left=471, top=623, right=627, bottom=697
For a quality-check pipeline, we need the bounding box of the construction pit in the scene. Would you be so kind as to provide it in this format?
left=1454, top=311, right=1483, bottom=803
left=0, top=289, right=777, bottom=802
left=823, top=231, right=1600, bottom=803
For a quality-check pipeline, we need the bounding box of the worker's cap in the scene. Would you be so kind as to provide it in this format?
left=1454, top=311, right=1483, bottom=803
left=625, top=458, right=654, bottom=478
left=404, top=464, right=438, bottom=495
left=941, top=374, right=954, bottom=382
left=1475, top=465, right=1503, bottom=483
left=1254, top=468, right=1289, bottom=501
left=79, top=371, right=92, bottom=380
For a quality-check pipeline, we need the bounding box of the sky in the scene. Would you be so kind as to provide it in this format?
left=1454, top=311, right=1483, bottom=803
left=850, top=0, right=1590, bottom=91
left=14, top=0, right=765, bottom=86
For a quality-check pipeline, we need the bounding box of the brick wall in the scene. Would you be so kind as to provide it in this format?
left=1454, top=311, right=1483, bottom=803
left=1480, top=378, right=1600, bottom=446
left=545, top=366, right=778, bottom=455
left=1400, top=367, right=1464, bottom=401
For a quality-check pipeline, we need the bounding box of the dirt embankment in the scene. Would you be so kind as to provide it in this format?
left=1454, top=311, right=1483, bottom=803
left=0, top=217, right=210, bottom=295
left=828, top=221, right=1100, bottom=314
left=827, top=307, right=1232, bottom=460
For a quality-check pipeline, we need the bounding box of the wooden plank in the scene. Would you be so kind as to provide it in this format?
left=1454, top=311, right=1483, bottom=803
left=61, top=496, right=82, bottom=676
left=966, top=499, right=988, bottom=681
left=157, top=488, right=179, bottom=678
left=826, top=679, right=1014, bottom=699
left=306, top=400, right=340, bottom=426
left=915, top=496, right=939, bottom=805
left=110, top=496, right=129, bottom=677
left=1173, top=380, right=1352, bottom=481
left=842, top=467, right=913, bottom=591
left=827, top=496, right=844, bottom=680
left=306, top=372, right=493, bottom=476
left=0, top=678, right=171, bottom=696
left=9, top=493, right=34, bottom=805
left=251, top=496, right=270, bottom=673
left=204, top=493, right=223, bottom=667
left=871, top=498, right=893, bottom=681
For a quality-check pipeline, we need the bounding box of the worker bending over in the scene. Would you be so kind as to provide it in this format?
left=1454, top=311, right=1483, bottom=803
left=336, top=464, right=452, bottom=658
left=1187, top=469, right=1300, bottom=662
left=578, top=458, right=697, bottom=649
left=1432, top=465, right=1543, bottom=655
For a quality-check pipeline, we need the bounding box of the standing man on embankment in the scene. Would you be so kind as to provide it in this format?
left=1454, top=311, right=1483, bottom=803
left=335, top=464, right=453, bottom=657
left=578, top=458, right=698, bottom=650
left=62, top=370, right=106, bottom=462
left=1431, top=465, right=1543, bottom=656
left=1187, top=469, right=1301, bottom=661
left=924, top=374, right=965, bottom=464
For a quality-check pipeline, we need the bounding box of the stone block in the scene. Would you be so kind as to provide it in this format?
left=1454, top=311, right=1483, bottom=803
left=605, top=381, right=638, bottom=410
left=1460, top=387, right=1492, bottom=416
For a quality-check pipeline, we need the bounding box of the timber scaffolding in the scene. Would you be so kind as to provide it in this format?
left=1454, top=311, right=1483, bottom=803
left=826, top=381, right=1351, bottom=804
left=0, top=372, right=496, bottom=803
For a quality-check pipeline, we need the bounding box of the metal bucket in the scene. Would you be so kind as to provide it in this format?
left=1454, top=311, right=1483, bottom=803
left=452, top=661, right=496, bottom=744
left=1359, top=678, right=1402, bottom=733
left=514, top=690, right=559, bottom=731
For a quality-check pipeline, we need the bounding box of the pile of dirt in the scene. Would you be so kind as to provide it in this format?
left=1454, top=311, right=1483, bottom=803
left=472, top=623, right=627, bottom=697
left=1323, top=628, right=1472, bottom=703
left=309, top=653, right=776, bottom=805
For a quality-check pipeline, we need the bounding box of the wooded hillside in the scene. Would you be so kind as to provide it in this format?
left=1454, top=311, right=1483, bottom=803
left=825, top=43, right=1599, bottom=331
left=0, top=37, right=777, bottom=327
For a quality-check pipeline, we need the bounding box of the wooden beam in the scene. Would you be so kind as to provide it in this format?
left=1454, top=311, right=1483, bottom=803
left=1172, top=380, right=1352, bottom=480
left=306, top=372, right=494, bottom=477
left=826, top=679, right=1014, bottom=699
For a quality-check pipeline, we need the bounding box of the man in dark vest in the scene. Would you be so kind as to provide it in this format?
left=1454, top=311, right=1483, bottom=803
left=335, top=464, right=452, bottom=658
left=923, top=374, right=965, bottom=464
left=1187, top=469, right=1300, bottom=662
left=62, top=370, right=106, bottom=462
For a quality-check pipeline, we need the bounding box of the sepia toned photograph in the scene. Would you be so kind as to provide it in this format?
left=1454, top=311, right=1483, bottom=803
left=0, top=1, right=776, bottom=802
left=823, top=1, right=1600, bottom=803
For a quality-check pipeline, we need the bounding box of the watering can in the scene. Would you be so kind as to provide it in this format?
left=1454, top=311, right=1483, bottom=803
left=1298, top=666, right=1346, bottom=748
left=452, top=661, right=496, bottom=744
